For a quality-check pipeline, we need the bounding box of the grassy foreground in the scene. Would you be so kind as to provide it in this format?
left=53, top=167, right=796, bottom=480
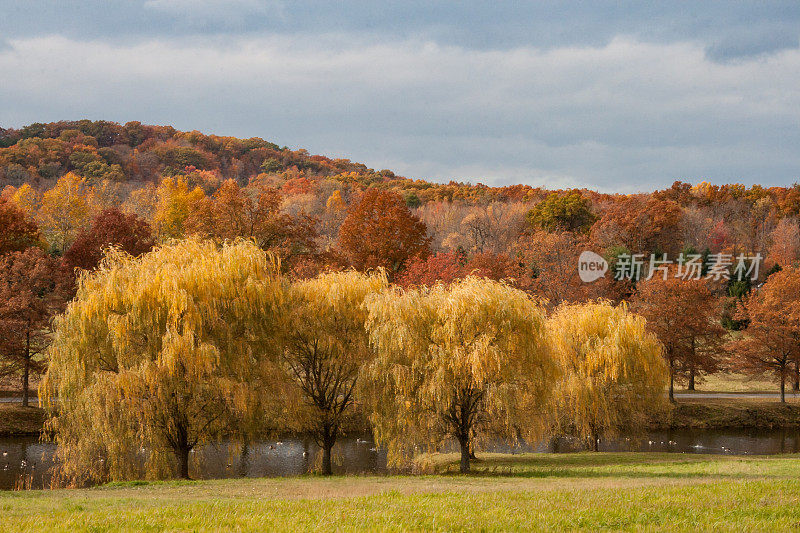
left=3, top=453, right=800, bottom=531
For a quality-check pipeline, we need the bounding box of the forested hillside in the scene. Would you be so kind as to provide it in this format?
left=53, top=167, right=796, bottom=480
left=3, top=119, right=800, bottom=402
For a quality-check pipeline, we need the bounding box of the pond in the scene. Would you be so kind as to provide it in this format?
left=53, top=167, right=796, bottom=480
left=3, top=428, right=800, bottom=490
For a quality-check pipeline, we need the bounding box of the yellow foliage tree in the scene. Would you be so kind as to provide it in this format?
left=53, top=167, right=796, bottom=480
left=38, top=172, right=96, bottom=252
left=92, top=179, right=123, bottom=211
left=281, top=270, right=388, bottom=474
left=325, top=190, right=345, bottom=212
left=152, top=176, right=204, bottom=239
left=9, top=183, right=41, bottom=214
left=124, top=183, right=159, bottom=224
left=548, top=301, right=668, bottom=451
left=41, top=238, right=286, bottom=483
left=365, top=277, right=558, bottom=473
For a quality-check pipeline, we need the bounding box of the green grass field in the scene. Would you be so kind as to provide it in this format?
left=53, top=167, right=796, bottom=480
left=3, top=453, right=800, bottom=531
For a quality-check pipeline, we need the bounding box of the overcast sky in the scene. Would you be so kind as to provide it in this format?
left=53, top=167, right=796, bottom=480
left=1, top=1, right=799, bottom=192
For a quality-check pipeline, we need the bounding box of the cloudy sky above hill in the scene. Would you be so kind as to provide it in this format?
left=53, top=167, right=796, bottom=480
left=1, top=1, right=799, bottom=191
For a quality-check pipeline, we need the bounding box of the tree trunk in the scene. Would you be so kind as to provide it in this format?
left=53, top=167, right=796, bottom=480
left=176, top=446, right=191, bottom=479
left=321, top=423, right=336, bottom=476
left=459, top=438, right=470, bottom=473
left=794, top=360, right=799, bottom=392
left=781, top=374, right=786, bottom=403
left=21, top=358, right=30, bottom=408
left=669, top=360, right=675, bottom=403
left=322, top=443, right=333, bottom=476
left=592, top=430, right=599, bottom=452
left=22, top=332, right=31, bottom=408
left=238, top=441, right=250, bottom=477
left=688, top=368, right=695, bottom=391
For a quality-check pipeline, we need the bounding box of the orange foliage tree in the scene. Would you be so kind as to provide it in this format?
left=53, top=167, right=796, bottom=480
left=396, top=250, right=522, bottom=289
left=591, top=196, right=683, bottom=255
left=514, top=231, right=624, bottom=307
left=729, top=267, right=800, bottom=402
left=337, top=188, right=430, bottom=278
left=630, top=276, right=725, bottom=401
left=767, top=218, right=800, bottom=269
left=185, top=179, right=318, bottom=271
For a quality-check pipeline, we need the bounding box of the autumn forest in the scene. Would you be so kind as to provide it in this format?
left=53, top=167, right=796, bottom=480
left=2, top=120, right=800, bottom=484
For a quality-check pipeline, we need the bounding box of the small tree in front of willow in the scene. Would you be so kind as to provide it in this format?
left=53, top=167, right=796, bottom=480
left=548, top=301, right=668, bottom=451
left=41, top=238, right=286, bottom=484
left=630, top=275, right=725, bottom=401
left=0, top=248, right=68, bottom=406
left=281, top=270, right=388, bottom=475
left=365, top=277, right=558, bottom=473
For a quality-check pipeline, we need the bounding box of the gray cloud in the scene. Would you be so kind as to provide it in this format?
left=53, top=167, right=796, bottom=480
left=1, top=2, right=799, bottom=191
left=142, top=0, right=287, bottom=29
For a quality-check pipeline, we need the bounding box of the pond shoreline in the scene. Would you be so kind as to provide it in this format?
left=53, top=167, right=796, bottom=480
left=0, top=404, right=47, bottom=437
left=6, top=398, right=800, bottom=438
left=651, top=399, right=800, bottom=430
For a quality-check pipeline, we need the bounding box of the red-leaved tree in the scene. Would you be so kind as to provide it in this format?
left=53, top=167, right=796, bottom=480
left=62, top=207, right=155, bottom=273
left=0, top=197, right=41, bottom=255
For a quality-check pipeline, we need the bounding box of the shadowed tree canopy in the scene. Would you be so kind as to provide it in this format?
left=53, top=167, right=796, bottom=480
left=281, top=270, right=388, bottom=475
left=365, top=277, right=558, bottom=473
left=62, top=207, right=155, bottom=273
left=548, top=301, right=668, bottom=451
left=41, top=239, right=287, bottom=484
left=337, top=188, right=431, bottom=278
left=0, top=196, right=41, bottom=255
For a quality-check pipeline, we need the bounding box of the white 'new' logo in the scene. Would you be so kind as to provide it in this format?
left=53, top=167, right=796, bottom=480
left=578, top=251, right=608, bottom=283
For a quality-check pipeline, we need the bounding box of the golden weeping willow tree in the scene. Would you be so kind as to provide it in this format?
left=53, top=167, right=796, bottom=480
left=40, top=238, right=287, bottom=484
left=548, top=301, right=668, bottom=451
left=365, top=277, right=559, bottom=473
left=281, top=270, right=388, bottom=475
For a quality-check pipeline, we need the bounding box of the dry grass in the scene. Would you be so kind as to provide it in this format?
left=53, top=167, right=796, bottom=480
left=689, top=372, right=788, bottom=394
